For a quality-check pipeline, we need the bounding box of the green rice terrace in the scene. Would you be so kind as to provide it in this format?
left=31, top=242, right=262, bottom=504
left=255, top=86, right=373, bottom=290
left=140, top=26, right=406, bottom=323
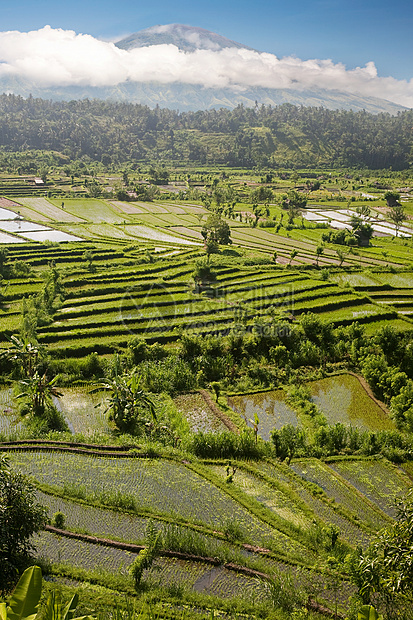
left=0, top=171, right=413, bottom=620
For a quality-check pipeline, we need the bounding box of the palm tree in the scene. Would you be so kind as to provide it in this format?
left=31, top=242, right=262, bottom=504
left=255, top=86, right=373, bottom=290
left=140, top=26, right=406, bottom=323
left=336, top=249, right=346, bottom=267
left=388, top=205, right=406, bottom=237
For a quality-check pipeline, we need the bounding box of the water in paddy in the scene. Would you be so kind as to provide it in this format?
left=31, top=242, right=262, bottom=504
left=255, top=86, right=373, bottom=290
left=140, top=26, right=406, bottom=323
left=0, top=387, right=23, bottom=434
left=227, top=390, right=298, bottom=440
left=308, top=373, right=394, bottom=431
left=174, top=393, right=227, bottom=433
left=53, top=388, right=110, bottom=435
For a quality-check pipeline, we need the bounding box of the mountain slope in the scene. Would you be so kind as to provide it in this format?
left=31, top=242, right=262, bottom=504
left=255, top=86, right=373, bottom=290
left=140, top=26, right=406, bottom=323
left=116, top=24, right=255, bottom=52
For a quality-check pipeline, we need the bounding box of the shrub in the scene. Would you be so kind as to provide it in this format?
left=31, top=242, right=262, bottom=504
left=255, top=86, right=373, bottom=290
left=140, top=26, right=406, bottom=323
left=51, top=511, right=66, bottom=529
left=129, top=521, right=162, bottom=588
left=188, top=429, right=265, bottom=459
left=0, top=458, right=48, bottom=591
left=141, top=357, right=196, bottom=395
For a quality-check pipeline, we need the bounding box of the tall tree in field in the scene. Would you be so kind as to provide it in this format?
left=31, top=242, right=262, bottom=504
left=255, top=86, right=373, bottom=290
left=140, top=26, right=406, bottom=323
left=201, top=213, right=231, bottom=245
left=384, top=190, right=401, bottom=208
left=289, top=250, right=298, bottom=266
left=388, top=204, right=407, bottom=236
left=280, top=190, right=307, bottom=225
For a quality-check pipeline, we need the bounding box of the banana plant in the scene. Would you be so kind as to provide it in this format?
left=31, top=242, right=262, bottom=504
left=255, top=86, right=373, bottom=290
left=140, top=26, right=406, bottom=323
left=0, top=567, right=95, bottom=620
left=0, top=566, right=42, bottom=620
left=41, top=590, right=94, bottom=620
left=358, top=605, right=383, bottom=620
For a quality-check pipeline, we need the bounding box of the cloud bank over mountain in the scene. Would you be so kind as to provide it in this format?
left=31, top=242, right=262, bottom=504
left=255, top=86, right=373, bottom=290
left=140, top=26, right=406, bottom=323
left=0, top=25, right=412, bottom=107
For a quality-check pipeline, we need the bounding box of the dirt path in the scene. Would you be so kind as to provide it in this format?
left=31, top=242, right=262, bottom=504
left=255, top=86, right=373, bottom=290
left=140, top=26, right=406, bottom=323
left=199, top=389, right=239, bottom=432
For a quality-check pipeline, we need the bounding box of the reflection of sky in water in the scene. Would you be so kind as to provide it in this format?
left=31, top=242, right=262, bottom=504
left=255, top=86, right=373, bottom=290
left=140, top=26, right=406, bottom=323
left=311, top=381, right=354, bottom=426
left=0, top=388, right=23, bottom=433
left=0, top=207, right=18, bottom=219
left=0, top=220, right=50, bottom=233
left=228, top=391, right=298, bottom=440
left=0, top=231, right=25, bottom=243
left=52, top=389, right=110, bottom=435
left=21, top=230, right=83, bottom=242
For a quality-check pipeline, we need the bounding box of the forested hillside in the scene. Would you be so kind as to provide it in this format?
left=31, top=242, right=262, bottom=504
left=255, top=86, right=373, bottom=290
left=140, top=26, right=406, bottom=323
left=0, top=94, right=412, bottom=169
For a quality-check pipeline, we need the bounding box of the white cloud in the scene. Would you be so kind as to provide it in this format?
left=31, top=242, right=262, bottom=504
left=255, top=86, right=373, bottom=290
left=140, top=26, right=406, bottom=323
left=0, top=25, right=412, bottom=107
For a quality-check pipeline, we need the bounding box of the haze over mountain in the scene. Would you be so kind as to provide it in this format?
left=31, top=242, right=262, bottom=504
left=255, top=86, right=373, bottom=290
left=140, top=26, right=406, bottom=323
left=0, top=23, right=408, bottom=113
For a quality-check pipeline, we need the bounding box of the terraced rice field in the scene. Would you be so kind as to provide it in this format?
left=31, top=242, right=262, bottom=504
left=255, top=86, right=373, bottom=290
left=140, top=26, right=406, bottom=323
left=327, top=458, right=411, bottom=518
left=227, top=373, right=393, bottom=441
left=0, top=387, right=23, bottom=434
left=174, top=393, right=228, bottom=433
left=209, top=464, right=311, bottom=530
left=0, top=197, right=410, bottom=359
left=254, top=460, right=372, bottom=546
left=331, top=271, right=413, bottom=316
left=8, top=451, right=276, bottom=544
left=0, top=227, right=410, bottom=360
left=0, top=258, right=397, bottom=357
left=290, top=459, right=391, bottom=529
left=22, top=198, right=87, bottom=223
left=1, top=438, right=400, bottom=607
left=53, top=388, right=110, bottom=435
left=35, top=530, right=268, bottom=601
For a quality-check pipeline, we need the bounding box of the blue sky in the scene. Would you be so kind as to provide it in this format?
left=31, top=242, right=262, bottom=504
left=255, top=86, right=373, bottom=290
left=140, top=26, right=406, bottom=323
left=2, top=0, right=412, bottom=80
